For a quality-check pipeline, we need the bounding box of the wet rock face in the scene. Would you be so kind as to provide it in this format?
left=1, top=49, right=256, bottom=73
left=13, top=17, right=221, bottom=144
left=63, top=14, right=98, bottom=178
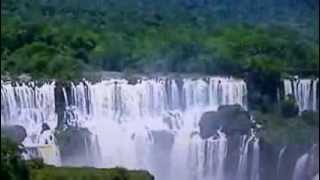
left=150, top=130, right=174, bottom=180
left=224, top=133, right=242, bottom=179
left=199, top=104, right=252, bottom=139
left=1, top=125, right=27, bottom=144
left=259, top=139, right=278, bottom=180
left=55, top=127, right=97, bottom=166
left=41, top=123, right=50, bottom=134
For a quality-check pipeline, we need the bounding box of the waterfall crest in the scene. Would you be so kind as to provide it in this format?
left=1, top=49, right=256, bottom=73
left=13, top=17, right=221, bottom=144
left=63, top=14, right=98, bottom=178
left=283, top=78, right=319, bottom=112
left=1, top=81, right=61, bottom=165
left=1, top=77, right=255, bottom=180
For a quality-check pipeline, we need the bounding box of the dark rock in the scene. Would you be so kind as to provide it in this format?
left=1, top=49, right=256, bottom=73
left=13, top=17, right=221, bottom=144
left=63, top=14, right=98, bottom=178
left=125, top=75, right=141, bottom=85
left=54, top=81, right=68, bottom=129
left=40, top=123, right=50, bottom=134
left=225, top=133, right=242, bottom=179
left=259, top=138, right=277, bottom=180
left=1, top=125, right=27, bottom=144
left=55, top=127, right=100, bottom=166
left=150, top=130, right=174, bottom=180
left=199, top=104, right=252, bottom=139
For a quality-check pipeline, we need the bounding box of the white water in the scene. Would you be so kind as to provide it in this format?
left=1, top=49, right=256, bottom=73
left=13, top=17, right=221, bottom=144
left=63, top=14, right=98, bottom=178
left=1, top=81, right=61, bottom=166
left=1, top=77, right=260, bottom=180
left=283, top=78, right=319, bottom=112
left=66, top=77, right=249, bottom=180
left=292, top=153, right=310, bottom=180
left=237, top=134, right=254, bottom=180
left=251, top=138, right=260, bottom=180
left=277, top=146, right=287, bottom=178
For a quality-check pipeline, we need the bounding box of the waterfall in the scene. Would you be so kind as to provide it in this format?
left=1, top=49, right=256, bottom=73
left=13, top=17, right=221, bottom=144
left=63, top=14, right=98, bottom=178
left=237, top=135, right=254, bottom=180
left=313, top=79, right=319, bottom=111
left=292, top=153, right=310, bottom=180
left=251, top=138, right=260, bottom=180
left=283, top=78, right=319, bottom=112
left=277, top=146, right=287, bottom=178
left=208, top=77, right=247, bottom=109
left=284, top=79, right=293, bottom=97
left=1, top=81, right=61, bottom=166
left=1, top=77, right=249, bottom=180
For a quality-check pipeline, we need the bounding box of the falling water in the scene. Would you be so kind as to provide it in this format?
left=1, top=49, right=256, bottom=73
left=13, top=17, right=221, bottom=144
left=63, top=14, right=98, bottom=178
left=237, top=135, right=254, bottom=180
left=68, top=77, right=248, bottom=179
left=283, top=78, right=319, bottom=112
left=251, top=138, right=260, bottom=180
left=1, top=77, right=251, bottom=180
left=1, top=81, right=61, bottom=166
left=292, top=153, right=310, bottom=180
left=277, top=146, right=287, bottom=178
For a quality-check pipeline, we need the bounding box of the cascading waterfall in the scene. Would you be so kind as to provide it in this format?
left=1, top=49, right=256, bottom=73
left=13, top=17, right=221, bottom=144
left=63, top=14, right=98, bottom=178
left=283, top=78, right=319, bottom=112
left=1, top=81, right=61, bottom=166
left=1, top=77, right=257, bottom=180
left=181, top=129, right=228, bottom=180
left=237, top=134, right=254, bottom=180
left=277, top=146, right=287, bottom=178
left=250, top=138, right=260, bottom=180
left=292, top=153, right=310, bottom=180
left=65, top=77, right=248, bottom=180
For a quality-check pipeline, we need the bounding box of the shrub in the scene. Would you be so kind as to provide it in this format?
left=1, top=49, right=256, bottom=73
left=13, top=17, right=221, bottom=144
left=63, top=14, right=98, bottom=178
left=280, top=95, right=299, bottom=118
left=1, top=137, right=30, bottom=180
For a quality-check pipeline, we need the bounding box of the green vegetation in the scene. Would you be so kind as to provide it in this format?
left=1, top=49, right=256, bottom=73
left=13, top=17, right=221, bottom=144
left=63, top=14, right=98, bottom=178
left=1, top=137, right=29, bottom=180
left=1, top=137, right=154, bottom=180
left=1, top=0, right=318, bottom=79
left=280, top=95, right=299, bottom=118
left=255, top=111, right=319, bottom=145
left=30, top=166, right=154, bottom=180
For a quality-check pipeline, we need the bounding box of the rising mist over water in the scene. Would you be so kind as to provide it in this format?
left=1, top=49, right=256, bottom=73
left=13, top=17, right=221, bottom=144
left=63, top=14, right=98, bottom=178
left=1, top=0, right=319, bottom=180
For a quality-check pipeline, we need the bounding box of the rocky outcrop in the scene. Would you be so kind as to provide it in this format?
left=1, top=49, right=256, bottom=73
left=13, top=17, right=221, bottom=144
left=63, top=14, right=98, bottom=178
left=150, top=130, right=174, bottom=180
left=199, top=104, right=252, bottom=139
left=1, top=125, right=27, bottom=144
left=259, top=138, right=278, bottom=180
left=55, top=127, right=100, bottom=166
left=54, top=81, right=68, bottom=129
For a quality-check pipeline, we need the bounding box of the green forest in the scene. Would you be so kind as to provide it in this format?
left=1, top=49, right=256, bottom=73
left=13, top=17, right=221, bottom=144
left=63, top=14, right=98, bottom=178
left=1, top=0, right=319, bottom=79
